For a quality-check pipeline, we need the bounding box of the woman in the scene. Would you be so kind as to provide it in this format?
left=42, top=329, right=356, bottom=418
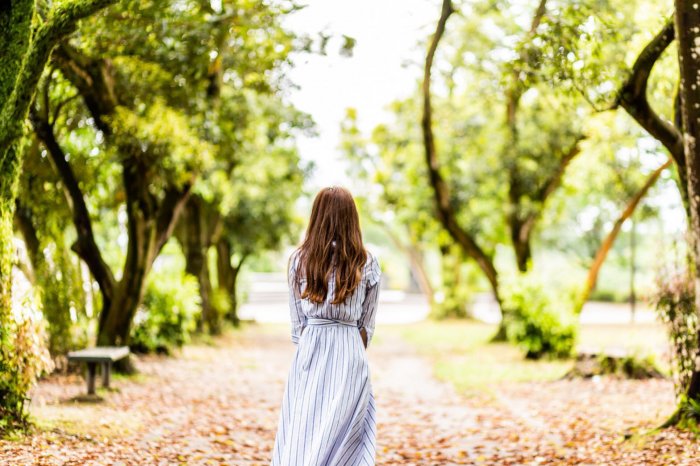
left=271, top=187, right=381, bottom=466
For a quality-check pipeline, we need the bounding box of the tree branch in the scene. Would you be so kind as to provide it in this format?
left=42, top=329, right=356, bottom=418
left=581, top=157, right=673, bottom=307
left=29, top=99, right=116, bottom=301
left=422, top=0, right=501, bottom=298
left=53, top=43, right=118, bottom=135
left=537, top=137, right=585, bottom=202
left=614, top=20, right=683, bottom=163
left=44, top=0, right=116, bottom=38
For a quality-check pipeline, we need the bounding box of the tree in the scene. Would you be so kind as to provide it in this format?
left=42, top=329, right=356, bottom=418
left=175, top=93, right=308, bottom=332
left=30, top=61, right=205, bottom=352
left=564, top=0, right=700, bottom=420
left=25, top=0, right=301, bottom=352
left=341, top=106, right=476, bottom=318
left=420, top=0, right=589, bottom=336
left=673, top=0, right=700, bottom=413
left=0, top=0, right=116, bottom=431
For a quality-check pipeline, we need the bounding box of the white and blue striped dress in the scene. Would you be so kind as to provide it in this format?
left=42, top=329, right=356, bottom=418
left=271, top=251, right=381, bottom=466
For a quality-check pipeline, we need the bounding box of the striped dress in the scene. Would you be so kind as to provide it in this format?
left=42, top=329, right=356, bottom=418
left=271, top=251, right=381, bottom=466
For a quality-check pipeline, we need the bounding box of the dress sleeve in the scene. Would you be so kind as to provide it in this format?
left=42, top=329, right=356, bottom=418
left=359, top=253, right=381, bottom=347
left=288, top=252, right=306, bottom=345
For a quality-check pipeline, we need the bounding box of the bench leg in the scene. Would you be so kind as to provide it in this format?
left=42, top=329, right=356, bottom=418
left=102, top=361, right=111, bottom=388
left=87, top=362, right=97, bottom=395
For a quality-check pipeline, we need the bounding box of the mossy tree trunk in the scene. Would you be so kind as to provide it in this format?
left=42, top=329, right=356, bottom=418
left=0, top=0, right=116, bottom=428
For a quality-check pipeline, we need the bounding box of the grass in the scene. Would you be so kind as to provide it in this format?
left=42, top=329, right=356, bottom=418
left=390, top=320, right=669, bottom=395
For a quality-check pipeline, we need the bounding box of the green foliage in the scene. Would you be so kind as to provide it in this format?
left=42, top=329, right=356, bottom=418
left=0, top=291, right=53, bottom=432
left=502, top=273, right=578, bottom=359
left=535, top=0, right=674, bottom=111
left=652, top=268, right=697, bottom=399
left=130, top=271, right=200, bottom=355
left=111, top=101, right=214, bottom=185
left=17, top=141, right=89, bottom=356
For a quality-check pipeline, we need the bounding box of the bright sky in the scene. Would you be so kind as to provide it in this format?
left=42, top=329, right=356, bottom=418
left=283, top=0, right=439, bottom=189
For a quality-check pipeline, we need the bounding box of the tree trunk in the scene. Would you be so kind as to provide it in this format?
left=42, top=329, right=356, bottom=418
left=190, top=250, right=216, bottom=334
left=229, top=261, right=243, bottom=326
left=675, top=0, right=700, bottom=402
left=421, top=0, right=502, bottom=310
left=177, top=197, right=219, bottom=334
left=96, top=195, right=153, bottom=349
left=95, top=157, right=191, bottom=368
left=510, top=217, right=533, bottom=273
left=215, top=238, right=243, bottom=326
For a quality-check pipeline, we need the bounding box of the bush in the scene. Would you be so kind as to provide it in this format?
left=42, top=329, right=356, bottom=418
left=651, top=268, right=696, bottom=399
left=1, top=285, right=53, bottom=432
left=130, top=272, right=200, bottom=355
left=564, top=352, right=663, bottom=379
left=502, top=273, right=577, bottom=359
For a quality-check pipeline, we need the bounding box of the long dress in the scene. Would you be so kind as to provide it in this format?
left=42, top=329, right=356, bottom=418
left=271, top=251, right=381, bottom=466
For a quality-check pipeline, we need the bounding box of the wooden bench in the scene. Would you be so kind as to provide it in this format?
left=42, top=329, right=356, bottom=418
left=67, top=346, right=130, bottom=395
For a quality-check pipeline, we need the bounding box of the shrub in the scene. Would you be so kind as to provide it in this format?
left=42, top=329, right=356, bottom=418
left=502, top=273, right=577, bottom=359
left=1, top=285, right=53, bottom=432
left=651, top=268, right=696, bottom=399
left=130, top=272, right=200, bottom=355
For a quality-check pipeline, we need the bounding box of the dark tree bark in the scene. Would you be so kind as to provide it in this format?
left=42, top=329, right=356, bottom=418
left=215, top=237, right=245, bottom=326
left=29, top=95, right=116, bottom=316
left=422, top=0, right=501, bottom=306
left=613, top=20, right=689, bottom=210
left=508, top=140, right=583, bottom=272
left=176, top=196, right=220, bottom=334
left=675, top=1, right=700, bottom=402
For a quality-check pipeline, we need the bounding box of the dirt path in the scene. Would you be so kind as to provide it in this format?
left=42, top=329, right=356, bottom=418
left=2, top=325, right=700, bottom=465
left=1, top=325, right=488, bottom=465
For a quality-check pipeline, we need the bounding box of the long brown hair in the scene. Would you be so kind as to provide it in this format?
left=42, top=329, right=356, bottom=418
left=295, top=187, right=367, bottom=304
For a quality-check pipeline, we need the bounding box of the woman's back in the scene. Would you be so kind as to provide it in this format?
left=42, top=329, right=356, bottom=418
left=271, top=187, right=381, bottom=466
left=287, top=250, right=381, bottom=345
